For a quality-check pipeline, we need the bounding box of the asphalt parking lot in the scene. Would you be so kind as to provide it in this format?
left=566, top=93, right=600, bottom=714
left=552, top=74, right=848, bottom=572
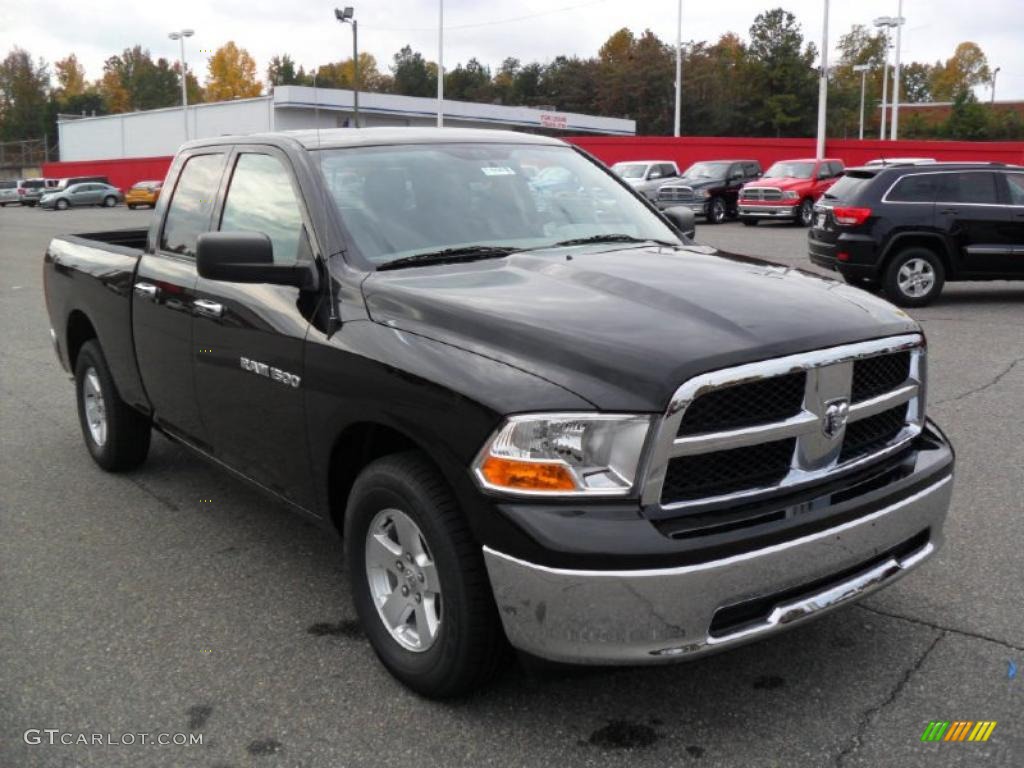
left=2, top=204, right=1022, bottom=768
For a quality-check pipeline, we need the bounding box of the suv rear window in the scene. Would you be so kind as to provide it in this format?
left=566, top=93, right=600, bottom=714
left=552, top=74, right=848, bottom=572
left=823, top=172, right=875, bottom=203
left=0, top=180, right=15, bottom=189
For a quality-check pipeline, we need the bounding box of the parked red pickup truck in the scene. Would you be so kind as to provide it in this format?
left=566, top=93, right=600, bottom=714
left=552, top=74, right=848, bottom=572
left=738, top=158, right=845, bottom=227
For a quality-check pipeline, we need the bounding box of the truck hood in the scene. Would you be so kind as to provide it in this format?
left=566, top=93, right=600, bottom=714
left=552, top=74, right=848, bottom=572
left=361, top=245, right=919, bottom=412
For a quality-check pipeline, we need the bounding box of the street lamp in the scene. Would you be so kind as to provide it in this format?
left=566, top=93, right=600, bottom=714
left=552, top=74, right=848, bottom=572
left=437, top=0, right=444, bottom=127
left=991, top=66, right=1001, bottom=104
left=168, top=28, right=194, bottom=142
left=334, top=7, right=359, bottom=128
left=853, top=64, right=870, bottom=140
left=815, top=0, right=830, bottom=160
left=873, top=15, right=904, bottom=140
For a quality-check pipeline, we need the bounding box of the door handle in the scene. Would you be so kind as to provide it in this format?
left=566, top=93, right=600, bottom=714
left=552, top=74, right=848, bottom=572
left=193, top=299, right=224, bottom=319
left=133, top=282, right=158, bottom=299
left=939, top=208, right=957, bottom=216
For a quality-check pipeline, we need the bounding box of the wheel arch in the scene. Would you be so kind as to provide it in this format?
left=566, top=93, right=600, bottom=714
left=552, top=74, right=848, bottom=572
left=66, top=310, right=98, bottom=372
left=880, top=232, right=954, bottom=277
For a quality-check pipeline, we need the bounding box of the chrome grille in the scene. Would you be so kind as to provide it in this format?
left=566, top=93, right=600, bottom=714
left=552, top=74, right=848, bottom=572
left=658, top=185, right=695, bottom=203
left=643, top=335, right=926, bottom=511
left=740, top=187, right=783, bottom=202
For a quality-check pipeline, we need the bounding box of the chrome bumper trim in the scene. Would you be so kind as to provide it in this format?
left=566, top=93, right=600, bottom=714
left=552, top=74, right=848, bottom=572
left=739, top=206, right=798, bottom=216
left=484, top=474, right=951, bottom=664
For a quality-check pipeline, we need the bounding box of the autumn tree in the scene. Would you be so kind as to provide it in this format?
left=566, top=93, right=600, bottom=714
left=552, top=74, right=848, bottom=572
left=0, top=47, right=50, bottom=140
left=54, top=54, right=86, bottom=99
left=205, top=42, right=262, bottom=101
left=314, top=53, right=387, bottom=91
left=930, top=42, right=991, bottom=99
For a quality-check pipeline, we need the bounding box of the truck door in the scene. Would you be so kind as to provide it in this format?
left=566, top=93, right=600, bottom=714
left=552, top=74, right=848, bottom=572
left=192, top=147, right=319, bottom=510
left=132, top=150, right=228, bottom=447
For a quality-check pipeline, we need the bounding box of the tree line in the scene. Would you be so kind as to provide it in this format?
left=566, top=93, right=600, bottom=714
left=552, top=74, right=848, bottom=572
left=1, top=6, right=1019, bottom=150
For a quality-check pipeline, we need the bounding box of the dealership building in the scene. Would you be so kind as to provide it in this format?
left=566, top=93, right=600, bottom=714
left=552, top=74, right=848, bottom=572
left=56, top=85, right=635, bottom=163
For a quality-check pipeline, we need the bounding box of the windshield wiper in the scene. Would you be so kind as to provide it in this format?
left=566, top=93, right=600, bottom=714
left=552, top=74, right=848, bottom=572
left=547, top=234, right=677, bottom=248
left=377, top=245, right=518, bottom=271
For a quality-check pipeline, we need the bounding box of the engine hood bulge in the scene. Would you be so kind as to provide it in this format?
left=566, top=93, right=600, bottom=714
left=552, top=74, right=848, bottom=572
left=362, top=246, right=919, bottom=412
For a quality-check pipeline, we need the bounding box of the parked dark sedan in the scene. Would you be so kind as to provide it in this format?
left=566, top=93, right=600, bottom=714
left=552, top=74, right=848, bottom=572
left=40, top=183, right=124, bottom=210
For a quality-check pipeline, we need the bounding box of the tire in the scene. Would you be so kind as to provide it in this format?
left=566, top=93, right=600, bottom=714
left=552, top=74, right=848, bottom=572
left=706, top=197, right=727, bottom=224
left=741, top=218, right=759, bottom=227
left=55, top=199, right=68, bottom=211
left=74, top=340, right=151, bottom=471
left=103, top=196, right=117, bottom=207
left=128, top=204, right=137, bottom=210
left=345, top=452, right=506, bottom=698
left=883, top=247, right=945, bottom=307
left=794, top=198, right=814, bottom=227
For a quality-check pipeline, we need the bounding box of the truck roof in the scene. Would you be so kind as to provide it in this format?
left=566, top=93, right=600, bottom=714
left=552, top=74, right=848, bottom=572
left=184, top=127, right=566, bottom=152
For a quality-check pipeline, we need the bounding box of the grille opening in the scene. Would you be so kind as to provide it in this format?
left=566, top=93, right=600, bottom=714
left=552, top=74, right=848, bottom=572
left=852, top=351, right=910, bottom=403
left=708, top=529, right=930, bottom=638
left=840, top=404, right=909, bottom=463
left=678, top=372, right=806, bottom=437
left=661, top=438, right=795, bottom=504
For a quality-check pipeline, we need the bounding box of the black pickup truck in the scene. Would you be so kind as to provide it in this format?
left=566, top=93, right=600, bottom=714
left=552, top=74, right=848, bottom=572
left=44, top=128, right=954, bottom=697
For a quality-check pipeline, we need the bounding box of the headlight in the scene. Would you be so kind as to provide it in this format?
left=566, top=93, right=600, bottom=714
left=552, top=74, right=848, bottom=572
left=474, top=414, right=653, bottom=496
left=783, top=190, right=799, bottom=199
left=700, top=189, right=712, bottom=198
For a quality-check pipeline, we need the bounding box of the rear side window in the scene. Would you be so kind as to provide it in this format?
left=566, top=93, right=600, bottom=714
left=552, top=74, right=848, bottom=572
left=887, top=174, right=942, bottom=203
left=823, top=172, right=875, bottom=202
left=219, top=153, right=305, bottom=266
left=160, top=153, right=226, bottom=258
left=936, top=172, right=999, bottom=205
left=1006, top=173, right=1024, bottom=205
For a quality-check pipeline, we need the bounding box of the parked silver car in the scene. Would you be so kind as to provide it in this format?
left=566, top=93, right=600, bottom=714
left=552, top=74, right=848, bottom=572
left=40, top=183, right=123, bottom=210
left=609, top=160, right=681, bottom=201
left=0, top=179, right=18, bottom=206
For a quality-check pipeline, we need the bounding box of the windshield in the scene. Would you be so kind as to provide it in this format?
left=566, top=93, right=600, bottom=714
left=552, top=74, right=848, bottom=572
left=681, top=162, right=729, bottom=180
left=318, top=144, right=682, bottom=267
left=764, top=161, right=815, bottom=179
left=610, top=163, right=649, bottom=179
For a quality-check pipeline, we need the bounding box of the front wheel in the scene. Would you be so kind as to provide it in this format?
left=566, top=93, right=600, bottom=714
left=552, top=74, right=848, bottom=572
left=795, top=198, right=814, bottom=227
left=74, top=340, right=151, bottom=471
left=706, top=197, right=727, bottom=224
left=883, top=247, right=945, bottom=307
left=345, top=452, right=506, bottom=698
left=55, top=199, right=68, bottom=210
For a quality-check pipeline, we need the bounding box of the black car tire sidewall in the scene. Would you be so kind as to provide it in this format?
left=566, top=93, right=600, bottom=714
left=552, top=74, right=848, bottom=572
left=708, top=198, right=726, bottom=224
left=797, top=198, right=814, bottom=227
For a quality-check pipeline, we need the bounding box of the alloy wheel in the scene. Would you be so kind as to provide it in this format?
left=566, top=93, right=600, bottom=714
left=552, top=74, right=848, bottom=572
left=897, top=258, right=936, bottom=298
left=82, top=367, right=108, bottom=446
left=365, top=508, right=442, bottom=652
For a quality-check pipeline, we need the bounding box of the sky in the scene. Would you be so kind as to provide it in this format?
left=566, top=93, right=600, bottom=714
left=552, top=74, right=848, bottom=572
left=3, top=0, right=1023, bottom=100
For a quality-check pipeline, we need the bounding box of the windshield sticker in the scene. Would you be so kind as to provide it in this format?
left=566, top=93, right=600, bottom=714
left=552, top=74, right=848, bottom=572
left=481, top=167, right=516, bottom=176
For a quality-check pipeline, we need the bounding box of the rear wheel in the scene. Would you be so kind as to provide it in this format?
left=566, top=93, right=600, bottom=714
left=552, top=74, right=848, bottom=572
left=883, top=247, right=945, bottom=307
left=103, top=196, right=117, bottom=207
left=345, top=452, right=506, bottom=698
left=74, top=340, right=151, bottom=471
left=127, top=204, right=137, bottom=210
left=795, top=198, right=814, bottom=227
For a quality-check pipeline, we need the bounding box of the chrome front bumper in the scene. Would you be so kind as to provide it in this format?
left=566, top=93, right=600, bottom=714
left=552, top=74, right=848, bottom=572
left=739, top=205, right=798, bottom=217
left=484, top=475, right=952, bottom=664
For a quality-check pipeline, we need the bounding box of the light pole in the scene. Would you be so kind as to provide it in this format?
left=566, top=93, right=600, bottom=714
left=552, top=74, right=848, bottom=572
left=673, top=0, right=682, bottom=137
left=815, top=0, right=830, bottom=160
left=853, top=64, right=869, bottom=140
left=991, top=66, right=1001, bottom=104
left=168, top=29, right=194, bottom=142
left=335, top=7, right=359, bottom=128
left=437, top=0, right=444, bottom=127
left=873, top=15, right=904, bottom=140
left=890, top=1, right=904, bottom=139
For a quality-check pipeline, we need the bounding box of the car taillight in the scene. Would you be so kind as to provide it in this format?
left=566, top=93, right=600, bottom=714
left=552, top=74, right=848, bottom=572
left=832, top=206, right=872, bottom=226
left=18, top=188, right=25, bottom=195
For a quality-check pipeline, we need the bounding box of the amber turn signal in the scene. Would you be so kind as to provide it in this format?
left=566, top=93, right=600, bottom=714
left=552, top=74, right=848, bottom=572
left=479, top=456, right=577, bottom=492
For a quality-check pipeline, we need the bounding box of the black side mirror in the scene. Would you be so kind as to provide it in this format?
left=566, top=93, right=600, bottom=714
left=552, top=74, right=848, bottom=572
left=197, top=231, right=318, bottom=290
left=662, top=206, right=696, bottom=240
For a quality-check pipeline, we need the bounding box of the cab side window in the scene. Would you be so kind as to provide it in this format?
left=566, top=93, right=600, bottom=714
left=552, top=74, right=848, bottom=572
left=160, top=153, right=226, bottom=258
left=1006, top=173, right=1024, bottom=206
left=220, top=153, right=306, bottom=266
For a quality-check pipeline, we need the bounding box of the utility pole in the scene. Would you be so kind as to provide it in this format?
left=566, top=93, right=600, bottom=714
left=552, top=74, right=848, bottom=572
left=437, top=0, right=444, bottom=127
left=815, top=0, right=829, bottom=160
left=335, top=8, right=360, bottom=128
left=991, top=67, right=1001, bottom=104
left=673, top=0, right=682, bottom=137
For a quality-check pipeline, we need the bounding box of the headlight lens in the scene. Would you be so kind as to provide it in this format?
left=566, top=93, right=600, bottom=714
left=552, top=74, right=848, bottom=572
left=701, top=189, right=712, bottom=198
left=474, top=414, right=653, bottom=495
left=783, top=190, right=799, bottom=199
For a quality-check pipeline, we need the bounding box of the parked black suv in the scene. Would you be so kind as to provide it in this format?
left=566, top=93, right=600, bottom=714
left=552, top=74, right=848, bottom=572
left=809, top=162, right=1024, bottom=306
left=656, top=160, right=762, bottom=224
